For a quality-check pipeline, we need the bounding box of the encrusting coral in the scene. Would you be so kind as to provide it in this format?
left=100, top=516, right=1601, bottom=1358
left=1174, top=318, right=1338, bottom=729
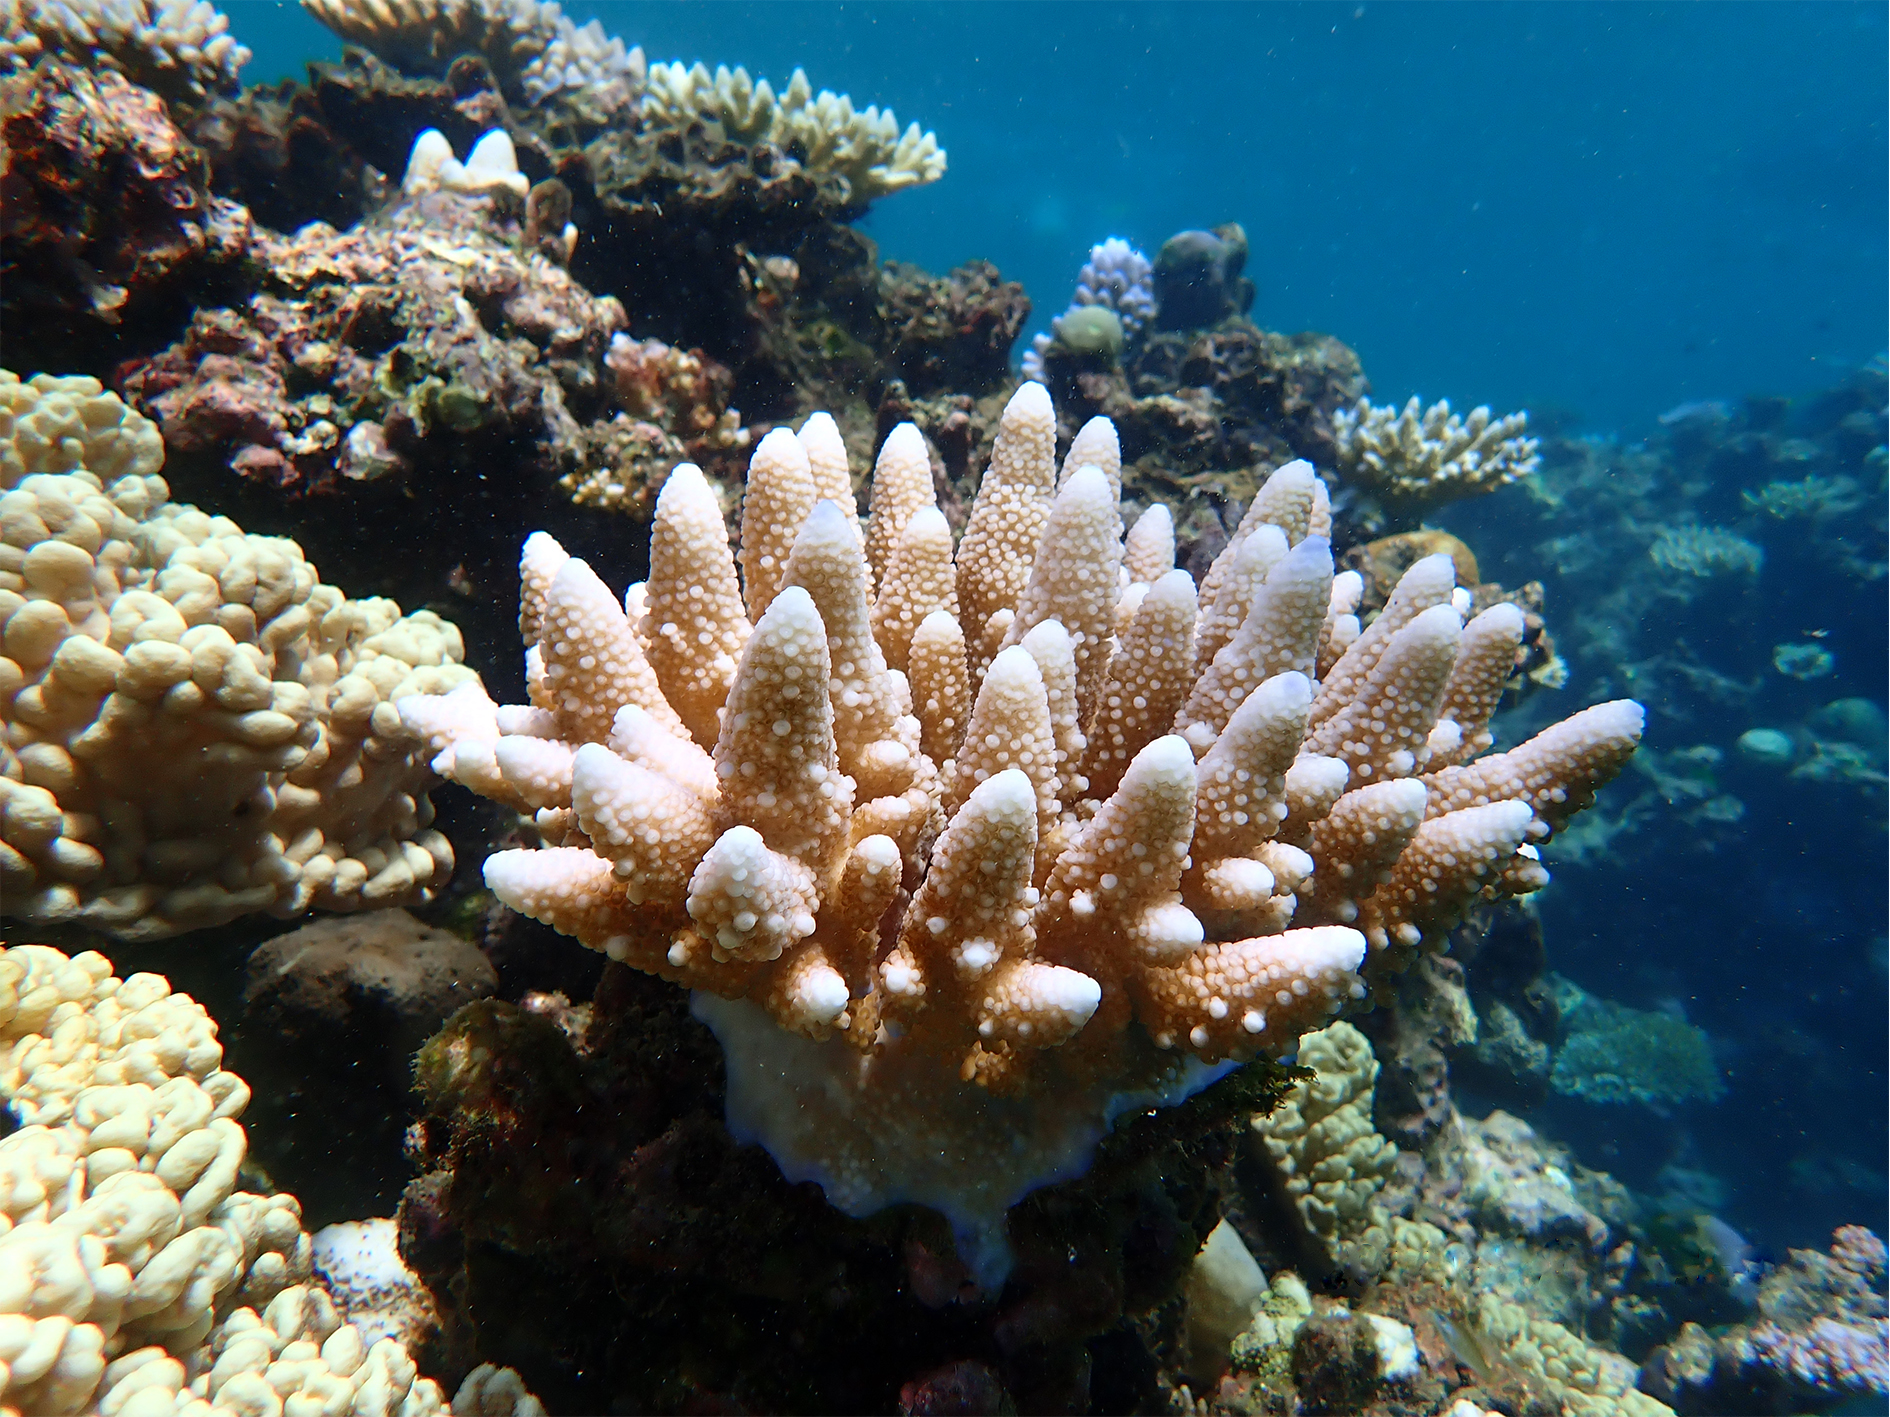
left=397, top=380, right=1642, bottom=1275
left=641, top=60, right=946, bottom=202
left=0, top=944, right=545, bottom=1417
left=0, top=371, right=478, bottom=940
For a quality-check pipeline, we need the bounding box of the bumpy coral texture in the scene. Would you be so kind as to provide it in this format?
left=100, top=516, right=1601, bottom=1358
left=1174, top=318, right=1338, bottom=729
left=0, top=0, right=250, bottom=98
left=298, top=0, right=645, bottom=111
left=1252, top=1021, right=1397, bottom=1274
left=0, top=372, right=477, bottom=940
left=641, top=61, right=946, bottom=201
left=1021, top=237, right=1156, bottom=382
left=400, top=381, right=1641, bottom=1099
left=0, top=945, right=451, bottom=1416
left=1332, top=394, right=1540, bottom=510
left=1475, top=1292, right=1672, bottom=1417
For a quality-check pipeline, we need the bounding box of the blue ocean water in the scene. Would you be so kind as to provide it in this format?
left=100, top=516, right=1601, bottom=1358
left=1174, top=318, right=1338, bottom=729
left=248, top=0, right=1890, bottom=434
left=237, top=0, right=1890, bottom=1277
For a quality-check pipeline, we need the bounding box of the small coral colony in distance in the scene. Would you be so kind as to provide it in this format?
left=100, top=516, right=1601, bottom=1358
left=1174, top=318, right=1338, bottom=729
left=0, top=1, right=1883, bottom=1415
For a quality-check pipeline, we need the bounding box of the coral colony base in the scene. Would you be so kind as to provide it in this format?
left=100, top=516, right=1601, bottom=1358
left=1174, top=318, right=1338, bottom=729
left=396, top=382, right=1645, bottom=1278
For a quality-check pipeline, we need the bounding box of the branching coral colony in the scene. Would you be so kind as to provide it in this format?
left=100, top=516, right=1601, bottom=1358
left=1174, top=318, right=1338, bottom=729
left=398, top=383, right=1642, bottom=1279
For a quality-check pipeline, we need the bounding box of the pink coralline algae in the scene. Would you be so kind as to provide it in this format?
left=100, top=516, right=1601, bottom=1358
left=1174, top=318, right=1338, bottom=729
left=1, top=58, right=250, bottom=354
left=570, top=333, right=750, bottom=514
left=117, top=188, right=630, bottom=497
left=1735, top=1315, right=1887, bottom=1394
left=1642, top=1225, right=1888, bottom=1415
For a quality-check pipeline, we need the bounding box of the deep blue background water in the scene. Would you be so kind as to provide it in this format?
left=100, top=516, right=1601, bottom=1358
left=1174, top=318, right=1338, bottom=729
left=244, top=0, right=1889, bottom=435
left=232, top=0, right=1888, bottom=1249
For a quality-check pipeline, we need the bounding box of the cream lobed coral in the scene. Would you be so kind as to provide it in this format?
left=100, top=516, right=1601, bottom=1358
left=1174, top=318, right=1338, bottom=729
left=641, top=61, right=946, bottom=201
left=300, top=0, right=646, bottom=110
left=1252, top=1020, right=1397, bottom=1274
left=397, top=381, right=1639, bottom=1268
left=0, top=0, right=250, bottom=98
left=0, top=372, right=478, bottom=941
left=1332, top=395, right=1540, bottom=509
left=0, top=945, right=443, bottom=1416
left=1474, top=1291, right=1673, bottom=1417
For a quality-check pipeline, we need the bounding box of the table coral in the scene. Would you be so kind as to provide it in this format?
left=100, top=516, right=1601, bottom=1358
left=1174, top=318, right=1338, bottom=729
left=1646, top=523, right=1764, bottom=581
left=1331, top=394, right=1540, bottom=526
left=642, top=60, right=945, bottom=202
left=397, top=380, right=1642, bottom=1276
left=1549, top=981, right=1725, bottom=1110
left=0, top=371, right=478, bottom=940
left=0, top=0, right=250, bottom=100
left=300, top=0, right=645, bottom=114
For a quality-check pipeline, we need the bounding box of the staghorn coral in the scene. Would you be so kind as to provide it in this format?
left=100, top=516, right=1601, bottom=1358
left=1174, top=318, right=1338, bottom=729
left=641, top=61, right=945, bottom=202
left=1251, top=1021, right=1397, bottom=1278
left=0, top=0, right=249, bottom=100
left=0, top=370, right=478, bottom=941
left=396, top=381, right=1641, bottom=1276
left=1331, top=394, right=1540, bottom=518
left=299, top=0, right=645, bottom=113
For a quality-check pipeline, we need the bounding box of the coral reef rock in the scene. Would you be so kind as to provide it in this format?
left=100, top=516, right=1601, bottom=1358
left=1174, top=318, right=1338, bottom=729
left=117, top=183, right=629, bottom=504
left=1641, top=1226, right=1888, bottom=1416
left=397, top=380, right=1643, bottom=1281
left=0, top=57, right=252, bottom=368
left=236, top=909, right=498, bottom=1223
left=401, top=960, right=1290, bottom=1414
left=0, top=371, right=478, bottom=940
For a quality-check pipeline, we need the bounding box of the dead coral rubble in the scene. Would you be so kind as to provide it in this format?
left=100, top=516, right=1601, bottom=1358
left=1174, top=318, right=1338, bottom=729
left=118, top=189, right=629, bottom=499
